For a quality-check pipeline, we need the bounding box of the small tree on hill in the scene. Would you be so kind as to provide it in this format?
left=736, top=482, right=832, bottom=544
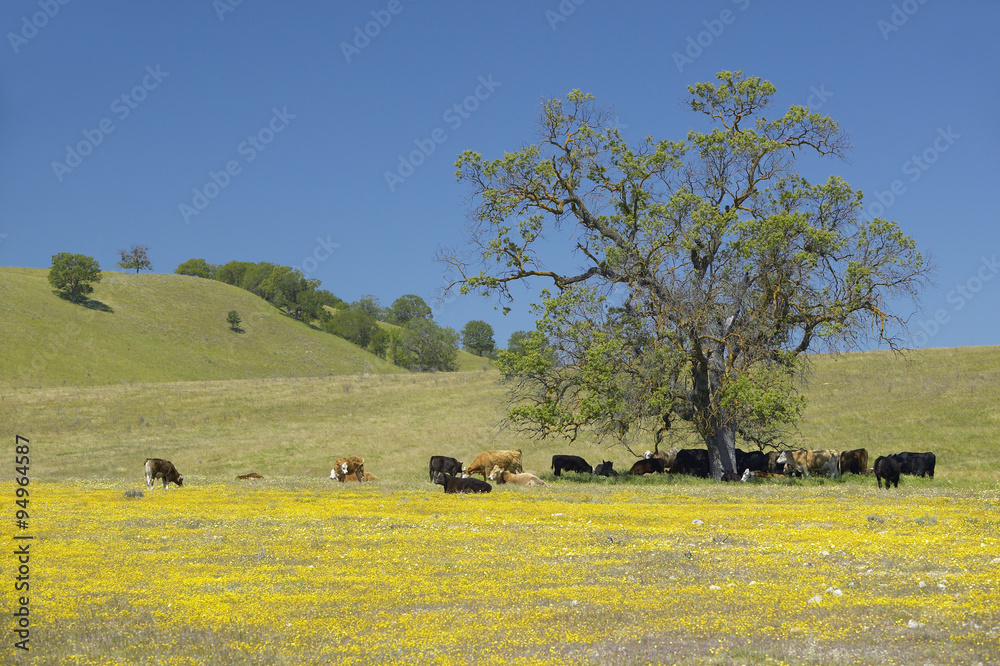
left=390, top=294, right=432, bottom=325
left=117, top=244, right=152, bottom=273
left=48, top=253, right=102, bottom=302
left=226, top=310, right=242, bottom=331
left=462, top=320, right=496, bottom=357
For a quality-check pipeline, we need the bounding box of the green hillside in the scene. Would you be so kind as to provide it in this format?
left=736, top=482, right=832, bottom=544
left=0, top=266, right=403, bottom=387
left=373, top=318, right=495, bottom=372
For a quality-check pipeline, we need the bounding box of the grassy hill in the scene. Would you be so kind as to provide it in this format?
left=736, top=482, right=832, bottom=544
left=0, top=266, right=402, bottom=387
left=373, top=318, right=495, bottom=372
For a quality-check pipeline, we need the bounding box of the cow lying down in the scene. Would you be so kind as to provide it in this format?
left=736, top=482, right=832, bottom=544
left=488, top=465, right=547, bottom=487
left=341, top=472, right=379, bottom=483
left=435, top=472, right=491, bottom=494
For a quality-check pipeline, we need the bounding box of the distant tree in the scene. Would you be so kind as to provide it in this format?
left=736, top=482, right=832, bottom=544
left=462, top=320, right=496, bottom=357
left=175, top=258, right=216, bottom=279
left=226, top=310, right=242, bottom=331
left=368, top=327, right=391, bottom=359
left=239, top=262, right=276, bottom=297
left=214, top=260, right=253, bottom=286
left=505, top=330, right=533, bottom=356
left=48, top=253, right=102, bottom=302
left=390, top=294, right=432, bottom=325
left=351, top=295, right=385, bottom=321
left=393, top=319, right=459, bottom=372
left=116, top=244, right=152, bottom=273
left=322, top=309, right=380, bottom=348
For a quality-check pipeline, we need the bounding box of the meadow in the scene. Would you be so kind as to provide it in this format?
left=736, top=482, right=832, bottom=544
left=3, top=267, right=1000, bottom=663
left=3, top=480, right=998, bottom=665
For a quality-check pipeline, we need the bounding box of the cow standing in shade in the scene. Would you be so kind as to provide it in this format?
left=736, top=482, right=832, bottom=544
left=551, top=454, right=593, bottom=476
left=891, top=452, right=936, bottom=478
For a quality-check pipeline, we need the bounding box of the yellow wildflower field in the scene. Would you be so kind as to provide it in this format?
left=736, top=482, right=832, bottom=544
left=4, top=480, right=999, bottom=665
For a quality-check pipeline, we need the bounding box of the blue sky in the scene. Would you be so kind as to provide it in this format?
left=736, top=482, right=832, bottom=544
left=1, top=1, right=996, bottom=350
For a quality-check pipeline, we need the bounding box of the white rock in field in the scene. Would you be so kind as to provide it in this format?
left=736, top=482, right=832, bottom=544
left=692, top=519, right=704, bottom=525
left=831, top=588, right=844, bottom=597
left=819, top=550, right=830, bottom=556
left=807, top=595, right=823, bottom=604
left=937, top=583, right=947, bottom=590
left=908, top=619, right=925, bottom=629
left=918, top=581, right=927, bottom=588
left=990, top=557, right=1000, bottom=564
left=709, top=585, right=721, bottom=591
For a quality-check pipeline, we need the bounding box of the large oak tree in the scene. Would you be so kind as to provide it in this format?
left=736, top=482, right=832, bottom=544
left=443, top=72, right=931, bottom=479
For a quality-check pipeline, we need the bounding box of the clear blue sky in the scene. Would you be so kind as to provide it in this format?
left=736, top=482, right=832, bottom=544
left=1, top=1, right=996, bottom=350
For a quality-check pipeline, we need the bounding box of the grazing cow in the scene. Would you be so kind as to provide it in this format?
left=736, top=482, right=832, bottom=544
left=890, top=452, right=936, bottom=478
left=593, top=460, right=618, bottom=477
left=144, top=458, right=184, bottom=489
left=873, top=456, right=900, bottom=489
left=332, top=456, right=365, bottom=482
left=551, top=454, right=593, bottom=476
left=463, top=450, right=523, bottom=480
left=236, top=472, right=263, bottom=480
left=839, top=449, right=869, bottom=475
left=434, top=472, right=492, bottom=494
left=669, top=449, right=710, bottom=478
left=735, top=449, right=768, bottom=474
left=342, top=472, right=379, bottom=483
left=488, top=466, right=547, bottom=486
left=429, top=455, right=463, bottom=483
left=775, top=449, right=841, bottom=477
left=629, top=457, right=666, bottom=475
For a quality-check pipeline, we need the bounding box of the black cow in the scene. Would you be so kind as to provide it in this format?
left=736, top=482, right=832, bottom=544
left=735, top=449, right=768, bottom=474
left=670, top=449, right=710, bottom=478
left=891, top=452, right=936, bottom=478
left=434, top=472, right=491, bottom=494
left=873, top=456, right=900, bottom=489
left=628, top=458, right=666, bottom=475
left=429, top=455, right=463, bottom=483
left=551, top=454, right=593, bottom=476
left=594, top=460, right=618, bottom=477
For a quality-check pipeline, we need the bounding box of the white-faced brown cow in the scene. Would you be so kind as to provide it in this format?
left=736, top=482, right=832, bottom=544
left=488, top=465, right=547, bottom=487
left=144, top=458, right=184, bottom=489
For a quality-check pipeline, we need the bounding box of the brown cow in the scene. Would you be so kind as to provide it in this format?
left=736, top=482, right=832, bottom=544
left=776, top=449, right=841, bottom=477
left=331, top=456, right=365, bottom=482
left=236, top=472, right=264, bottom=480
left=488, top=465, right=547, bottom=486
left=463, top=450, right=522, bottom=481
left=341, top=472, right=379, bottom=483
left=144, top=458, right=184, bottom=489
left=839, top=449, right=869, bottom=475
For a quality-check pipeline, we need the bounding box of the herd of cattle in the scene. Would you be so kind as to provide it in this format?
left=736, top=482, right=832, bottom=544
left=142, top=447, right=936, bottom=493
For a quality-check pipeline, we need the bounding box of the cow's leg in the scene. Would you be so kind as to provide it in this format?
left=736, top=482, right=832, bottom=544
left=162, top=477, right=168, bottom=490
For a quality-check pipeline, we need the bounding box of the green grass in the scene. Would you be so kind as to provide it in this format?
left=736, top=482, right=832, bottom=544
left=4, top=347, right=998, bottom=485
left=0, top=267, right=402, bottom=387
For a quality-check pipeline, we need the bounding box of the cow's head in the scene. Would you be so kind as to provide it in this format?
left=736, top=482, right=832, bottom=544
left=329, top=468, right=338, bottom=480
left=175, top=474, right=184, bottom=487
left=644, top=450, right=653, bottom=459
left=775, top=451, right=789, bottom=465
